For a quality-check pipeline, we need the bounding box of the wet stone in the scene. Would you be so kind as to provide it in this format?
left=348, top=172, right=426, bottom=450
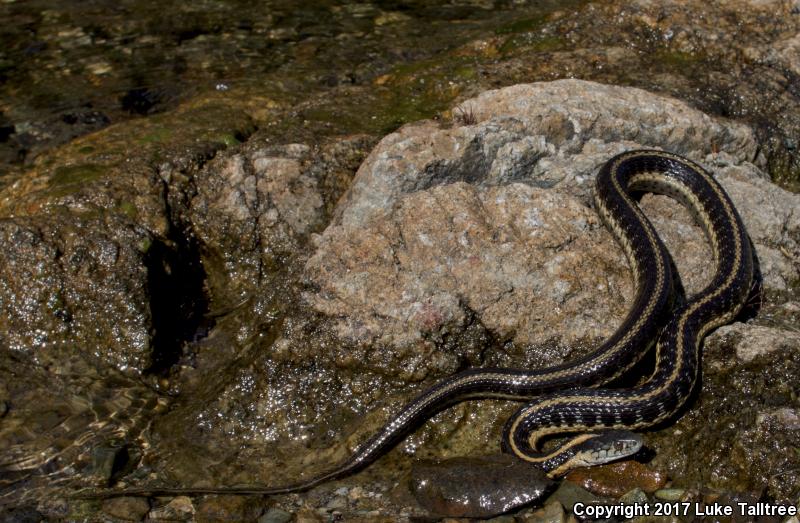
left=565, top=461, right=668, bottom=497
left=410, top=454, right=554, bottom=518
left=101, top=496, right=151, bottom=521
left=258, top=508, right=293, bottom=523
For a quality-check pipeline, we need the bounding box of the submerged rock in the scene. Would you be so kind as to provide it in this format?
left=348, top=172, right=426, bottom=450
left=410, top=454, right=554, bottom=518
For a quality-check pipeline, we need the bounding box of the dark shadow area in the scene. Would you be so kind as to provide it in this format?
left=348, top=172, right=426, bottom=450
left=120, top=86, right=176, bottom=116
left=144, top=234, right=211, bottom=376
left=737, top=237, right=763, bottom=322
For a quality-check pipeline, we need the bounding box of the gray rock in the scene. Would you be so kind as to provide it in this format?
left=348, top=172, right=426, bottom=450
left=259, top=508, right=293, bottom=523
left=756, top=408, right=800, bottom=431
left=186, top=137, right=374, bottom=297
left=410, top=454, right=554, bottom=518
left=710, top=324, right=800, bottom=363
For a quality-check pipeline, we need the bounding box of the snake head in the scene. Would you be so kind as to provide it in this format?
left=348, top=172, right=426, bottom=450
left=546, top=430, right=643, bottom=478
left=574, top=430, right=643, bottom=467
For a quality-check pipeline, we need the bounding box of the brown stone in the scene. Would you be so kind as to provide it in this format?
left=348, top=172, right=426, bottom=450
left=565, top=461, right=668, bottom=497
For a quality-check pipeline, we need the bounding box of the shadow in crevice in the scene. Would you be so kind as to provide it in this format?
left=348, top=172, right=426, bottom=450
left=143, top=234, right=211, bottom=376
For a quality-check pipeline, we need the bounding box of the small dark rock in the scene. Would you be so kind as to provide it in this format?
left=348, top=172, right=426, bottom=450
left=0, top=505, right=44, bottom=523
left=410, top=454, right=554, bottom=518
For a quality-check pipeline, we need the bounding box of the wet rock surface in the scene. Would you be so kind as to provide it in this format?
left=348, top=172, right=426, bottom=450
left=410, top=454, right=554, bottom=518
left=1, top=0, right=800, bottom=521
left=0, top=211, right=153, bottom=372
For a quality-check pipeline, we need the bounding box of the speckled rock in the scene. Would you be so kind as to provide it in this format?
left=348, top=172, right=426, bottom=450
left=308, top=181, right=628, bottom=380
left=305, top=79, right=799, bottom=380
left=186, top=136, right=374, bottom=298
left=410, top=454, right=554, bottom=518
left=710, top=323, right=800, bottom=363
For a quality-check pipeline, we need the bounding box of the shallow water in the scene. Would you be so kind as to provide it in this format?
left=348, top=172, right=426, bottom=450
left=0, top=0, right=580, bottom=178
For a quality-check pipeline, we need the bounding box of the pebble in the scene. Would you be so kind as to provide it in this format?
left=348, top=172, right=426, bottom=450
left=654, top=488, right=686, bottom=501
left=258, top=508, right=292, bottom=523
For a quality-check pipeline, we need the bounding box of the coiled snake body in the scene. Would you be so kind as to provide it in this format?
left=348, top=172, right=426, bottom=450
left=77, top=150, right=754, bottom=498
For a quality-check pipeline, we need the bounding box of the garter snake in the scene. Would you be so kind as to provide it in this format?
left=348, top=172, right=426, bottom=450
left=75, top=149, right=753, bottom=498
